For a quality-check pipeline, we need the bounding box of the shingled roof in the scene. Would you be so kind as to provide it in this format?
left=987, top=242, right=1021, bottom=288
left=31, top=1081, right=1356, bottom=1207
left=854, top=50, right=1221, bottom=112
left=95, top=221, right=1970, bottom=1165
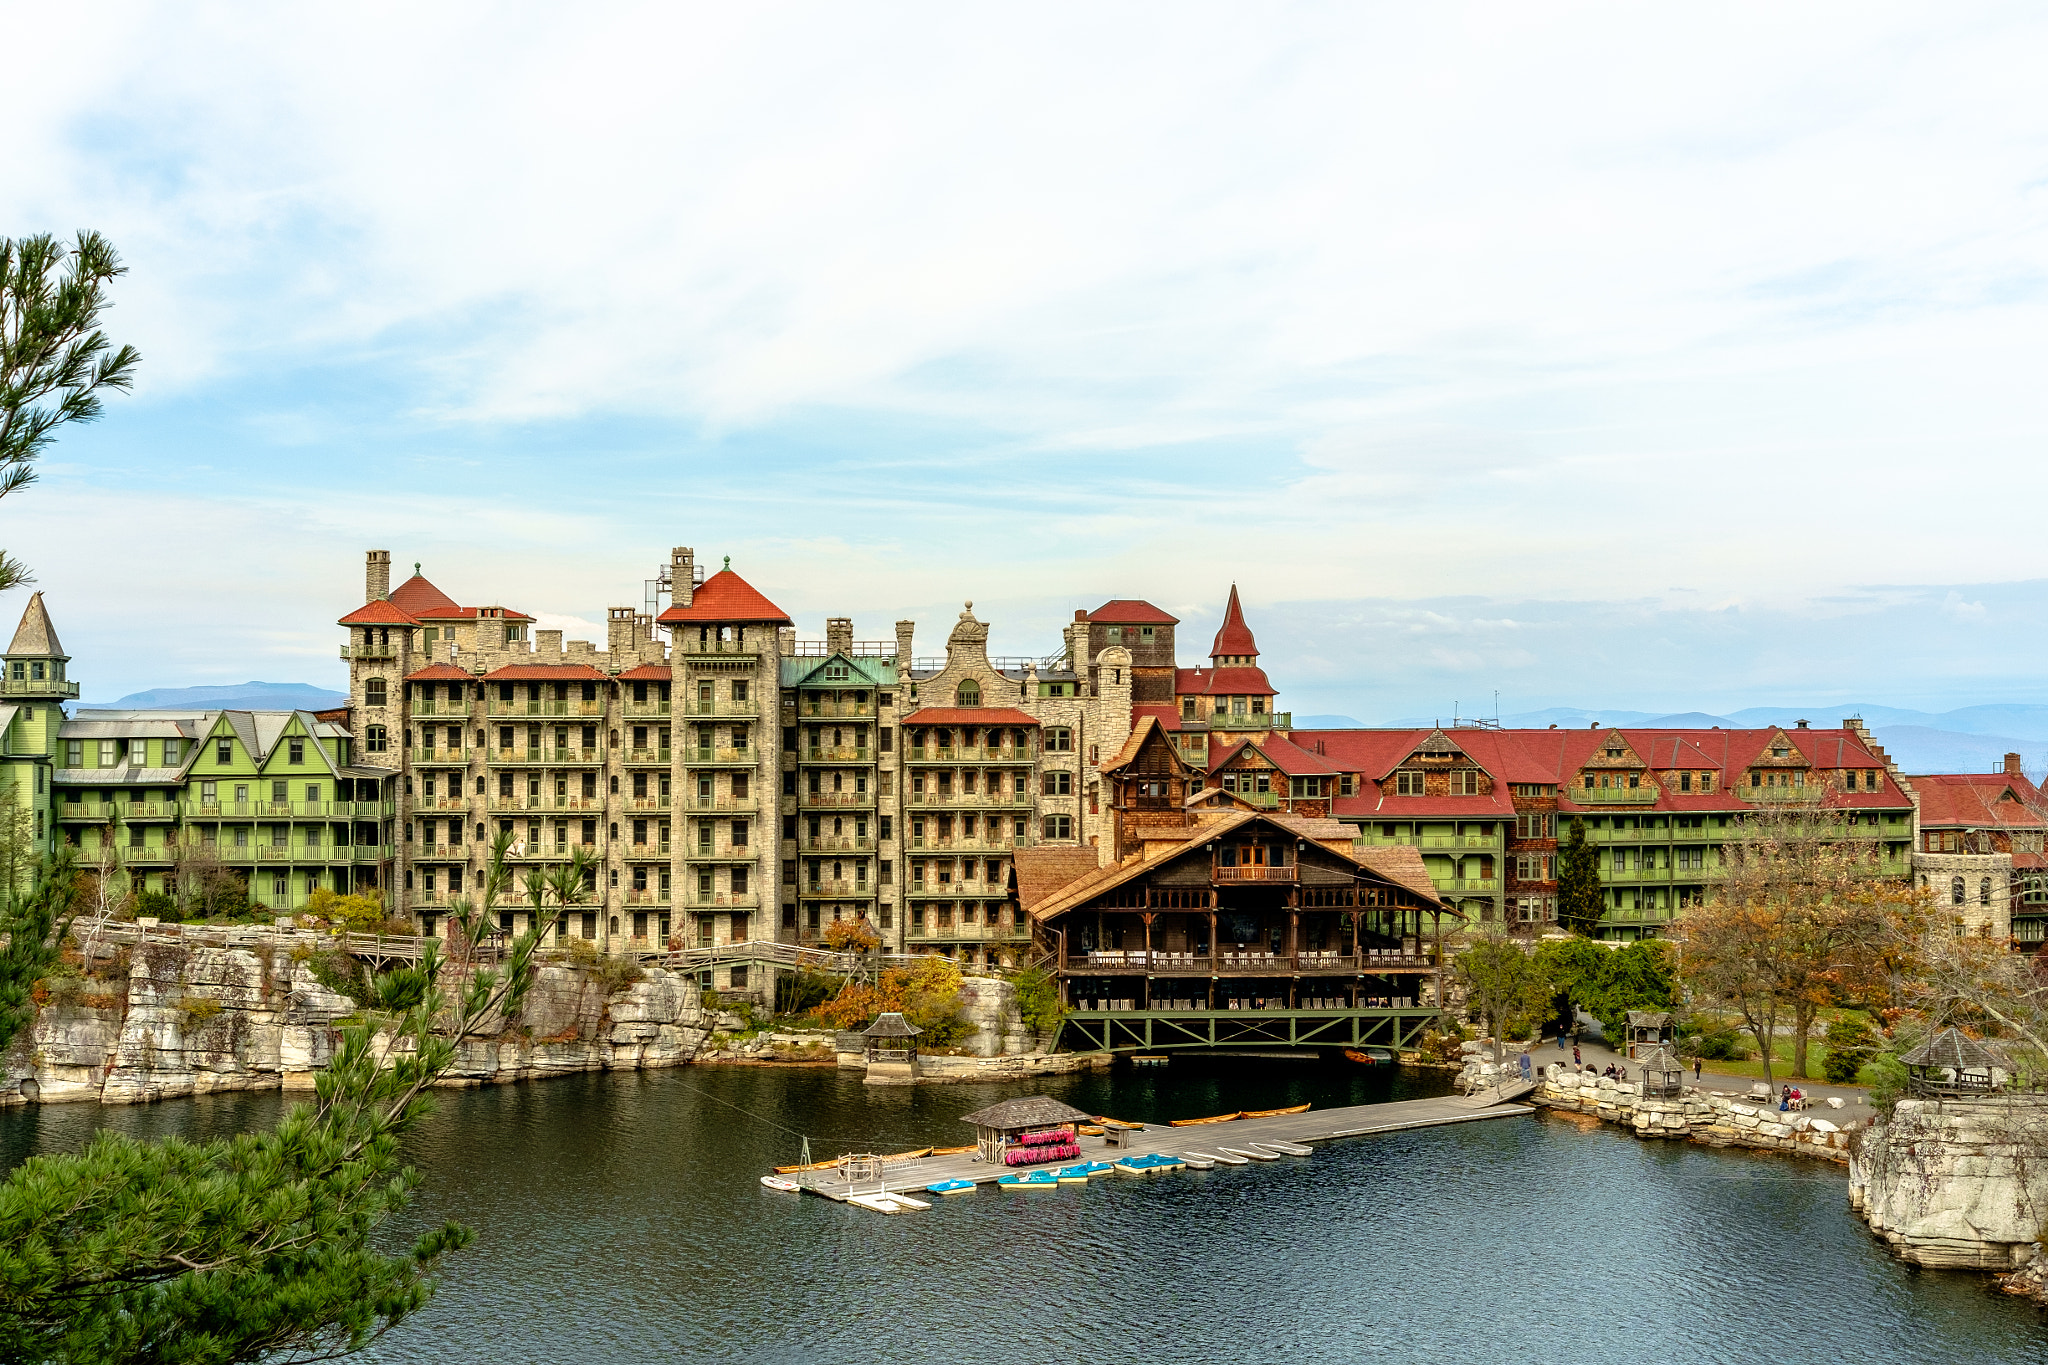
left=959, top=1096, right=1092, bottom=1130
left=1900, top=1027, right=1999, bottom=1072
left=7, top=592, right=65, bottom=658
left=1209, top=584, right=1258, bottom=658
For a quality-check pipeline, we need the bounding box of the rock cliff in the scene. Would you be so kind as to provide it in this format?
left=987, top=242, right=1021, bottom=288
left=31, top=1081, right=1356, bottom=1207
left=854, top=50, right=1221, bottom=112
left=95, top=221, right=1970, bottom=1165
left=1849, top=1098, right=2048, bottom=1270
left=4, top=935, right=715, bottom=1107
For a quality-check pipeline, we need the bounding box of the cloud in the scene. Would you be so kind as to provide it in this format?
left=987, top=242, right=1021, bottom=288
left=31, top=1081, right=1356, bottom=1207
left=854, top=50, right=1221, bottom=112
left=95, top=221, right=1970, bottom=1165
left=1942, top=590, right=1989, bottom=621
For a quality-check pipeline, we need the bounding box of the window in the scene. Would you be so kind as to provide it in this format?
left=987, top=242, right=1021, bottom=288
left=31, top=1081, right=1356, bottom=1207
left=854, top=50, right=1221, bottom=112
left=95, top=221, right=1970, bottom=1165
left=363, top=676, right=388, bottom=708
left=1953, top=876, right=1966, bottom=906
left=956, top=680, right=981, bottom=707
left=1448, top=770, right=1481, bottom=796
left=66, top=740, right=82, bottom=767
left=98, top=740, right=117, bottom=767
left=1679, top=772, right=1692, bottom=792
left=1043, top=814, right=1072, bottom=840
left=1046, top=727, right=1072, bottom=752
left=289, top=737, right=305, bottom=764
left=1140, top=626, right=1154, bottom=640
left=1043, top=771, right=1072, bottom=796
left=1982, top=877, right=1993, bottom=907
left=1394, top=770, right=1424, bottom=796
left=1338, top=774, right=1357, bottom=796
left=366, top=726, right=388, bottom=754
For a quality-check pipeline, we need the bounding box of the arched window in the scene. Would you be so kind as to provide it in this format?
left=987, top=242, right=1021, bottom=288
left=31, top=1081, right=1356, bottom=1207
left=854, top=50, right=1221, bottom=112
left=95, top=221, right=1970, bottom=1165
left=1952, top=876, right=1966, bottom=906
left=1981, top=877, right=1992, bottom=906
left=364, top=677, right=387, bottom=708
left=956, top=679, right=981, bottom=707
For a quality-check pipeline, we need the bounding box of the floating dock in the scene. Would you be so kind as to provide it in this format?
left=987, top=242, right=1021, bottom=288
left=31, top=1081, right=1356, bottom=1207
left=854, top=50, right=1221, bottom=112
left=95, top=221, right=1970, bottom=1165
left=792, top=1093, right=1531, bottom=1202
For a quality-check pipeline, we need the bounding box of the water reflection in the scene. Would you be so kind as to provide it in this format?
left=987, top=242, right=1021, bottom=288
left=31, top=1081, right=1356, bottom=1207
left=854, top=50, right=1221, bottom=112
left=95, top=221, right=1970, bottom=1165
left=5, top=1058, right=2044, bottom=1364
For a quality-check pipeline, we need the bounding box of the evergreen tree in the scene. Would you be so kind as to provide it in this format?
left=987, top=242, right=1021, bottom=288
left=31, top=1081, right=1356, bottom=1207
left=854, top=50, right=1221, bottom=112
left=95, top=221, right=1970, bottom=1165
left=0, top=834, right=542, bottom=1363
left=1556, top=817, right=1603, bottom=937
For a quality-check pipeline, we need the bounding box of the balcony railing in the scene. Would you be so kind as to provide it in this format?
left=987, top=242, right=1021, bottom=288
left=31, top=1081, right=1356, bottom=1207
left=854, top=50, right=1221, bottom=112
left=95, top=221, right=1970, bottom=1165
left=801, top=835, right=874, bottom=853
left=411, top=747, right=471, bottom=765
left=622, top=889, right=671, bottom=906
left=907, top=920, right=1029, bottom=943
left=1439, top=877, right=1500, bottom=892
left=623, top=748, right=673, bottom=765
left=1572, top=786, right=1659, bottom=805
left=907, top=791, right=1032, bottom=808
left=624, top=796, right=672, bottom=811
left=804, top=879, right=870, bottom=897
left=687, top=795, right=759, bottom=812
left=487, top=794, right=605, bottom=812
left=1738, top=784, right=1825, bottom=803
left=800, top=791, right=874, bottom=807
left=688, top=747, right=754, bottom=764
left=686, top=891, right=760, bottom=907
left=623, top=701, right=672, bottom=717
left=907, top=748, right=1032, bottom=765
left=804, top=746, right=870, bottom=763
left=688, top=845, right=756, bottom=861
left=908, top=880, right=1008, bottom=897
left=908, top=834, right=1030, bottom=853
left=177, top=800, right=389, bottom=820
left=625, top=842, right=673, bottom=857
left=1207, top=711, right=1290, bottom=731
left=486, top=700, right=606, bottom=717
left=338, top=644, right=396, bottom=661
left=686, top=699, right=759, bottom=717
left=800, top=701, right=873, bottom=718
left=1213, top=864, right=1297, bottom=882
left=492, top=747, right=608, bottom=765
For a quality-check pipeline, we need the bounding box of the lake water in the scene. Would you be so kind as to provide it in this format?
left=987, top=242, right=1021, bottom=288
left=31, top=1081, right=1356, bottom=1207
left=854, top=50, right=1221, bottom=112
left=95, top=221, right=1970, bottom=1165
left=6, top=1058, right=2046, bottom=1364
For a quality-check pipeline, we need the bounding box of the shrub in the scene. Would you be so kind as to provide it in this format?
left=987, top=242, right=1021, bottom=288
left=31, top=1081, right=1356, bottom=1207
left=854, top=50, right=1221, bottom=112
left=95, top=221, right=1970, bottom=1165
left=590, top=955, right=644, bottom=994
left=1823, top=1015, right=1877, bottom=1085
left=1868, top=1052, right=1910, bottom=1111
left=180, top=996, right=224, bottom=1030
left=821, top=918, right=879, bottom=953
left=1685, top=1025, right=1749, bottom=1061
left=133, top=890, right=178, bottom=922
left=305, top=950, right=369, bottom=1006
left=776, top=969, right=840, bottom=1017
left=1011, top=967, right=1065, bottom=1038
left=302, top=887, right=387, bottom=932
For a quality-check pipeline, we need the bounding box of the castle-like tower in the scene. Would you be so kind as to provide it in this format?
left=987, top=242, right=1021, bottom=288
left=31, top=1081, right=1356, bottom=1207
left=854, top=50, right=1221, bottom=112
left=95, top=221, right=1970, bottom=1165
left=1, top=593, right=76, bottom=886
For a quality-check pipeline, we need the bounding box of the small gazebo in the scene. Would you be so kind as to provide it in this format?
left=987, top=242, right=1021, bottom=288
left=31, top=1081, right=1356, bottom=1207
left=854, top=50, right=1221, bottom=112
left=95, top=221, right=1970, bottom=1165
left=862, top=1012, right=922, bottom=1086
left=1901, top=1028, right=2001, bottom=1098
left=959, top=1096, right=1094, bottom=1165
left=1625, top=1011, right=1674, bottom=1059
left=1638, top=1044, right=1686, bottom=1099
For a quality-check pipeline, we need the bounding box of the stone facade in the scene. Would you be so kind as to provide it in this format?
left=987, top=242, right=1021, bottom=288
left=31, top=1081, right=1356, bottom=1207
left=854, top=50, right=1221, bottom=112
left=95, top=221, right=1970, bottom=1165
left=1909, top=851, right=2014, bottom=941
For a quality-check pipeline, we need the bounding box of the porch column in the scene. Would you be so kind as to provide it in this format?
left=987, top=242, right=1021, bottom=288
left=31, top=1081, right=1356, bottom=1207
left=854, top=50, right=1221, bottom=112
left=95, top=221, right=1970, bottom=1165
left=1288, top=909, right=1299, bottom=970
left=1141, top=910, right=1156, bottom=969
left=1207, top=908, right=1219, bottom=973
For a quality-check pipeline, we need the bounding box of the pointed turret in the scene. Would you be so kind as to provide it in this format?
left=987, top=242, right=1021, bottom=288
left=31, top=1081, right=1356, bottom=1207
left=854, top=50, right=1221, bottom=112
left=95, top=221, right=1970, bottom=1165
left=1208, top=584, right=1259, bottom=665
left=3, top=591, right=78, bottom=698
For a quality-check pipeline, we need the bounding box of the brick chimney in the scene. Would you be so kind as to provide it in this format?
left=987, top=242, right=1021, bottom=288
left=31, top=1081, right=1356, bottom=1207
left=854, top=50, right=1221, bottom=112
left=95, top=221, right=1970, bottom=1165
left=894, top=619, right=915, bottom=666
left=2006, top=752, right=2024, bottom=778
left=365, top=550, right=391, bottom=602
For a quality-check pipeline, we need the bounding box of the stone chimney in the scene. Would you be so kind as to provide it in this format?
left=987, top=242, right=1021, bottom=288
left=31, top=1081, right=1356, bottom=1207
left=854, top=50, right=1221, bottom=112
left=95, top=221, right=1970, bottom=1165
left=826, top=617, right=854, bottom=655
left=894, top=619, right=915, bottom=666
left=671, top=547, right=695, bottom=608
left=777, top=626, right=796, bottom=657
left=365, top=550, right=391, bottom=602
left=608, top=607, right=638, bottom=655
left=2006, top=752, right=2024, bottom=778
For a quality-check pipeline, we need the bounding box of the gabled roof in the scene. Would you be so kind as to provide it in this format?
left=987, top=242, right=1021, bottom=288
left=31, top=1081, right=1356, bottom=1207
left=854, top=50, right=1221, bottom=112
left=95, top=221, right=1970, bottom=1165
left=654, top=568, right=792, bottom=625
left=618, top=662, right=672, bottom=681
left=1131, top=703, right=1183, bottom=732
left=6, top=591, right=65, bottom=658
left=901, top=707, right=1038, bottom=727
left=482, top=663, right=610, bottom=682
left=1209, top=584, right=1259, bottom=658
left=959, top=1096, right=1092, bottom=1130
left=1175, top=666, right=1277, bottom=697
left=1910, top=773, right=2048, bottom=830
left=1259, top=735, right=1340, bottom=777
left=780, top=652, right=893, bottom=688
left=388, top=573, right=465, bottom=619
left=1088, top=599, right=1179, bottom=625
left=1014, top=846, right=1107, bottom=912
left=1026, top=810, right=1448, bottom=922
left=405, top=663, right=474, bottom=682
left=338, top=598, right=421, bottom=627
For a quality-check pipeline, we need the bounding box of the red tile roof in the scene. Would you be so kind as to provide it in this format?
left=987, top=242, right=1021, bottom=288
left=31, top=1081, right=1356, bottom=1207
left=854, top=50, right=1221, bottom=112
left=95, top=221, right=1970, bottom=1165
left=901, top=707, right=1039, bottom=728
left=1258, top=735, right=1340, bottom=776
left=1175, top=666, right=1276, bottom=697
left=405, top=663, right=475, bottom=682
left=1209, top=584, right=1259, bottom=658
left=338, top=599, right=420, bottom=626
left=1911, top=773, right=2048, bottom=830
left=1131, top=703, right=1183, bottom=732
left=482, top=663, right=610, bottom=682
left=617, top=663, right=672, bottom=681
left=388, top=574, right=465, bottom=619
left=1088, top=599, right=1179, bottom=625
left=655, top=568, right=792, bottom=625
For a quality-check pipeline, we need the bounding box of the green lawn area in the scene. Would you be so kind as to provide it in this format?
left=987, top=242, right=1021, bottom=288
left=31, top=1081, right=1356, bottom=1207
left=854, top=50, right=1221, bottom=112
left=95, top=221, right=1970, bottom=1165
left=1685, top=1007, right=1876, bottom=1087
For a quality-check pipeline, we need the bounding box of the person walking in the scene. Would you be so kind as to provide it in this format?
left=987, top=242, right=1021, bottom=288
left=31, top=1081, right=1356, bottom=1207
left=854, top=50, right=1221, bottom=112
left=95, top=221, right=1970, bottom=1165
left=1573, top=1045, right=1582, bottom=1066
left=1693, top=1058, right=1702, bottom=1082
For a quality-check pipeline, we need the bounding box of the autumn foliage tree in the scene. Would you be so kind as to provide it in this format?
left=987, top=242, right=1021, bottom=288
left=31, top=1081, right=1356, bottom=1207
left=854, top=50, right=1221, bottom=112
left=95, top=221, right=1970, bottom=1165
left=814, top=954, right=972, bottom=1047
left=1674, top=800, right=1926, bottom=1084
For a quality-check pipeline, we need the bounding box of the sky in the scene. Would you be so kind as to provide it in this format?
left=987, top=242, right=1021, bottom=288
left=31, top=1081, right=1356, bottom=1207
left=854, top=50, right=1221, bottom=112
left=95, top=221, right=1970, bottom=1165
left=5, top=3, right=2048, bottom=722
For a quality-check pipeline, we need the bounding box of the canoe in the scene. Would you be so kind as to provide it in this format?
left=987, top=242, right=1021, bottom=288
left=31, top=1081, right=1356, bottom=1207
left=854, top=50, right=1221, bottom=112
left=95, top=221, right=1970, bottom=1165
left=1241, top=1104, right=1310, bottom=1119
left=1254, top=1140, right=1313, bottom=1157
left=1169, top=1112, right=1243, bottom=1127
left=1343, top=1048, right=1379, bottom=1066
left=1179, top=1152, right=1217, bottom=1170
left=1078, top=1125, right=1106, bottom=1137
left=760, top=1175, right=802, bottom=1193
left=929, top=1145, right=979, bottom=1157
left=772, top=1146, right=932, bottom=1175
left=926, top=1179, right=976, bottom=1196
left=1219, top=1145, right=1279, bottom=1162
left=1092, top=1116, right=1147, bottom=1130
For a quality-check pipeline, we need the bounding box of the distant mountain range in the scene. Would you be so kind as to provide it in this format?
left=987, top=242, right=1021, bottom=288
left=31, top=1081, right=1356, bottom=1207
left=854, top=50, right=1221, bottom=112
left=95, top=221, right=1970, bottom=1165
left=80, top=682, right=350, bottom=712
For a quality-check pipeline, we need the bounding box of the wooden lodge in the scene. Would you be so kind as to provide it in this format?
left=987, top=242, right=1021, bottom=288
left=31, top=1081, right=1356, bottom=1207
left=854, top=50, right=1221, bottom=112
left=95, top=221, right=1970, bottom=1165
left=1015, top=717, right=1456, bottom=1053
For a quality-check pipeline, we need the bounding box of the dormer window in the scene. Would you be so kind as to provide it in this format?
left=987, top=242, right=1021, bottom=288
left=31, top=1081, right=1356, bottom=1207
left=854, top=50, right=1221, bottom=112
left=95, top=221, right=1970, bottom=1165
left=1395, top=770, right=1424, bottom=796
left=1773, top=746, right=1788, bottom=759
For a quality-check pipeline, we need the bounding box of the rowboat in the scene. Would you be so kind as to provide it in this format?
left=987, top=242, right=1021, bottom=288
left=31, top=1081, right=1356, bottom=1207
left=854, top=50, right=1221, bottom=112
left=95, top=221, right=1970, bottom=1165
left=1254, top=1139, right=1313, bottom=1157
left=760, top=1175, right=802, bottom=1193
left=1178, top=1152, right=1217, bottom=1170
left=1092, top=1116, right=1147, bottom=1130
left=1169, top=1112, right=1242, bottom=1127
left=1219, top=1145, right=1278, bottom=1161
left=1241, top=1104, right=1310, bottom=1119
left=1194, top=1149, right=1248, bottom=1166
left=1346, top=1047, right=1397, bottom=1066
left=929, top=1144, right=978, bottom=1157
left=998, top=1171, right=1061, bottom=1190
left=925, top=1178, right=976, bottom=1195
left=881, top=1147, right=935, bottom=1162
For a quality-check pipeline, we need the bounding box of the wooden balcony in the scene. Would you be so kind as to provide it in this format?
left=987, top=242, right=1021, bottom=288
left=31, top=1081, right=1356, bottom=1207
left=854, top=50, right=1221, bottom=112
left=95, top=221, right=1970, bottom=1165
left=1213, top=864, right=1296, bottom=883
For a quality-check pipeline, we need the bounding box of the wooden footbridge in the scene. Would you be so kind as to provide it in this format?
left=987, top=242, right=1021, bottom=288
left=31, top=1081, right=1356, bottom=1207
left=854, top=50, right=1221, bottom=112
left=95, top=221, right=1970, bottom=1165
left=1057, top=1003, right=1442, bottom=1055
left=792, top=1092, right=1533, bottom=1201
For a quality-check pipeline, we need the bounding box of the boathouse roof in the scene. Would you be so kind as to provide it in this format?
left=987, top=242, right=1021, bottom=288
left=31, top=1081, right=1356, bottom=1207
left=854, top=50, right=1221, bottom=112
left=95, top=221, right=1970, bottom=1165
left=1900, top=1027, right=1998, bottom=1072
left=862, top=1012, right=922, bottom=1039
left=958, top=1096, right=1092, bottom=1131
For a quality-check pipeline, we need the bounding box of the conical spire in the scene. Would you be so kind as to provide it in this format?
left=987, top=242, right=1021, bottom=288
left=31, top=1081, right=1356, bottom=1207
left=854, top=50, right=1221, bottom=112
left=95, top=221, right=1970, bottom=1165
left=1208, top=584, right=1258, bottom=662
left=6, top=591, right=66, bottom=660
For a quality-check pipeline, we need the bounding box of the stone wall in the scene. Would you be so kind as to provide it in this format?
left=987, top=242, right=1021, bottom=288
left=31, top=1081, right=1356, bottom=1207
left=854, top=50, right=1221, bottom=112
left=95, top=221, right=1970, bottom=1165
left=1530, top=1065, right=1859, bottom=1161
left=1849, top=1098, right=2048, bottom=1270
left=4, top=935, right=714, bottom=1107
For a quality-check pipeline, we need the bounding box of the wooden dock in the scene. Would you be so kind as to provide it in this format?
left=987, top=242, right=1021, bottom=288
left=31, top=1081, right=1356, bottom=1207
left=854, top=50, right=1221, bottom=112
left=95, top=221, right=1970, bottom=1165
left=793, top=1094, right=1532, bottom=1201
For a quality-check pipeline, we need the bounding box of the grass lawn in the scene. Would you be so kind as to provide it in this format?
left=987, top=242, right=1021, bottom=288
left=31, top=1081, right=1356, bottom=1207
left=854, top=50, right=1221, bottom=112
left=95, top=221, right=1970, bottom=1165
left=1687, top=1007, right=1877, bottom=1087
